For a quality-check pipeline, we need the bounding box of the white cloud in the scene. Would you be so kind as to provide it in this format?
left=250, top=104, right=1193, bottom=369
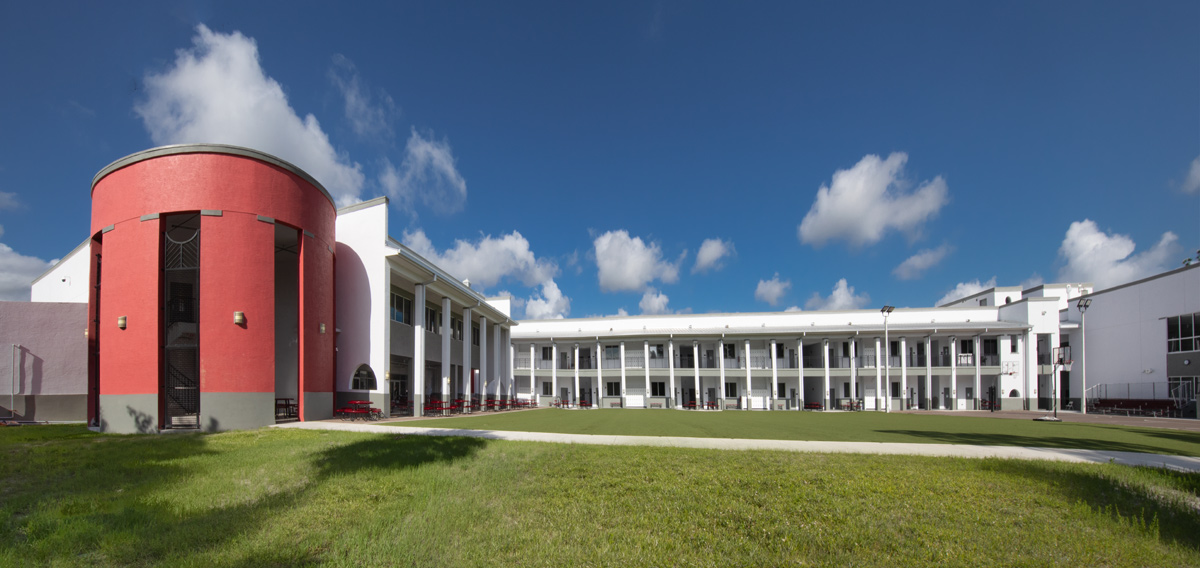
left=614, top=308, right=630, bottom=317
left=329, top=54, right=397, bottom=139
left=1020, top=274, right=1044, bottom=289
left=754, top=273, right=791, bottom=306
left=0, top=243, right=55, bottom=301
left=1183, top=156, right=1200, bottom=194
left=784, top=305, right=802, bottom=312
left=402, top=229, right=556, bottom=289
left=798, top=153, right=949, bottom=247
left=936, top=277, right=997, bottom=307
left=692, top=238, right=735, bottom=273
left=0, top=191, right=18, bottom=211
left=593, top=230, right=682, bottom=292
left=379, top=128, right=467, bottom=215
left=136, top=25, right=366, bottom=206
left=893, top=245, right=952, bottom=280
left=639, top=288, right=671, bottom=315
left=525, top=280, right=571, bottom=320
left=1057, top=219, right=1179, bottom=290
left=805, top=279, right=870, bottom=310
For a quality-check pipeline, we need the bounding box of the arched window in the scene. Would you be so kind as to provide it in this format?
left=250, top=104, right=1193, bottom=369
left=1009, top=389, right=1021, bottom=398
left=351, top=364, right=377, bottom=390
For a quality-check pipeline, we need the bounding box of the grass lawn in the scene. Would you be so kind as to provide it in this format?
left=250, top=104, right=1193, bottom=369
left=4, top=425, right=1200, bottom=566
left=398, top=409, right=1200, bottom=457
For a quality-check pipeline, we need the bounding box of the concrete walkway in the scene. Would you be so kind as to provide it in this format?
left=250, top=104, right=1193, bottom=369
left=272, top=420, right=1200, bottom=472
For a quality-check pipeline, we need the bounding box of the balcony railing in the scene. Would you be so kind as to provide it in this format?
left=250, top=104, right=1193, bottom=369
left=514, top=355, right=531, bottom=370
left=829, top=356, right=851, bottom=369
left=724, top=358, right=742, bottom=370
left=931, top=354, right=952, bottom=367
left=536, top=360, right=553, bottom=370
left=857, top=354, right=877, bottom=368
left=700, top=355, right=718, bottom=369
left=749, top=355, right=771, bottom=370
left=578, top=357, right=595, bottom=370
left=648, top=357, right=670, bottom=369
left=803, top=355, right=822, bottom=369
left=907, top=355, right=926, bottom=367
left=625, top=355, right=645, bottom=369
left=776, top=356, right=795, bottom=370
left=957, top=353, right=975, bottom=366
left=980, top=354, right=999, bottom=366
left=559, top=359, right=575, bottom=370
left=602, top=357, right=621, bottom=370
left=674, top=355, right=696, bottom=368
left=1037, top=353, right=1052, bottom=365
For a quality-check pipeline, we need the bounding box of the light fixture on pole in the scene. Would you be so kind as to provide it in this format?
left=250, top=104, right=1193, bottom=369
left=1076, top=298, right=1091, bottom=414
left=881, top=306, right=894, bottom=413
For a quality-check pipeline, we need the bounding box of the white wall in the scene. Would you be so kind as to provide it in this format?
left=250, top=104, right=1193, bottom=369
left=31, top=239, right=90, bottom=304
left=334, top=199, right=391, bottom=394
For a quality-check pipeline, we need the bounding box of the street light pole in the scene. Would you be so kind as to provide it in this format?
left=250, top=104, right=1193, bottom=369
left=881, top=306, right=894, bottom=413
left=1077, top=298, right=1091, bottom=414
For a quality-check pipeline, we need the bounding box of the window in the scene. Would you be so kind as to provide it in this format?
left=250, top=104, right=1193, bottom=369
left=842, top=383, right=850, bottom=398
left=472, top=323, right=480, bottom=346
left=777, top=383, right=786, bottom=398
left=983, top=339, right=998, bottom=355
left=542, top=346, right=553, bottom=360
left=725, top=382, right=737, bottom=398
left=723, top=343, right=737, bottom=359
left=979, top=298, right=987, bottom=306
left=679, top=348, right=694, bottom=367
left=390, top=287, right=413, bottom=324
left=651, top=344, right=664, bottom=359
left=606, top=382, right=621, bottom=397
left=1168, top=313, right=1199, bottom=353
left=1010, top=335, right=1020, bottom=353
left=651, top=382, right=666, bottom=397
left=425, top=305, right=440, bottom=333
left=959, top=340, right=974, bottom=354
left=605, top=345, right=620, bottom=360
left=965, top=387, right=974, bottom=400
left=351, top=364, right=377, bottom=390
left=776, top=344, right=786, bottom=358
left=542, top=382, right=552, bottom=396
left=891, top=382, right=900, bottom=398
left=451, top=316, right=464, bottom=341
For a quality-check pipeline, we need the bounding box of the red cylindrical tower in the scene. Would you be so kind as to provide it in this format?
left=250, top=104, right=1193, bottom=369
left=89, top=144, right=335, bottom=433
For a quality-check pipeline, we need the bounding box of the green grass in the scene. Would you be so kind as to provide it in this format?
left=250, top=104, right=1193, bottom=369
left=398, top=409, right=1200, bottom=456
left=3, top=425, right=1200, bottom=566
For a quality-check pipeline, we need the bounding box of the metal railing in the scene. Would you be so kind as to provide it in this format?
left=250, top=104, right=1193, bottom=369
left=980, top=354, right=999, bottom=366
left=724, top=358, right=742, bottom=370
left=857, top=354, right=877, bottom=368
left=749, top=355, right=771, bottom=370
left=803, top=355, right=822, bottom=369
left=648, top=357, right=670, bottom=369
left=907, top=354, right=926, bottom=367
left=602, top=357, right=621, bottom=370
left=558, top=360, right=575, bottom=370
left=514, top=355, right=531, bottom=369
left=625, top=355, right=645, bottom=369
left=957, top=353, right=975, bottom=366
left=578, top=357, right=595, bottom=370
left=535, top=360, right=553, bottom=370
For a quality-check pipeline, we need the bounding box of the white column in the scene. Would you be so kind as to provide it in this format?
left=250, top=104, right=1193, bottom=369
left=797, top=338, right=804, bottom=411
left=692, top=341, right=699, bottom=407
left=644, top=340, right=651, bottom=407
left=925, top=336, right=933, bottom=410
left=874, top=337, right=882, bottom=411
left=974, top=336, right=981, bottom=411
left=743, top=339, right=752, bottom=410
left=503, top=327, right=512, bottom=400
left=668, top=339, right=675, bottom=408
left=849, top=339, right=858, bottom=403
left=462, top=307, right=472, bottom=411
left=949, top=336, right=957, bottom=410
left=573, top=343, right=580, bottom=407
left=478, top=316, right=488, bottom=402
left=619, top=341, right=627, bottom=407
left=529, top=343, right=536, bottom=404
left=770, top=339, right=778, bottom=410
left=597, top=340, right=602, bottom=404
left=493, top=323, right=501, bottom=401
left=718, top=339, right=726, bottom=408
left=413, top=284, right=426, bottom=417
left=900, top=337, right=908, bottom=410
left=441, top=297, right=451, bottom=401
left=822, top=339, right=830, bottom=409
left=1025, top=331, right=1035, bottom=410
left=552, top=342, right=558, bottom=404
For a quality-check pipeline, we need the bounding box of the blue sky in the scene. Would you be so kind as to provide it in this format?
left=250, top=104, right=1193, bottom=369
left=1, top=2, right=1197, bottom=316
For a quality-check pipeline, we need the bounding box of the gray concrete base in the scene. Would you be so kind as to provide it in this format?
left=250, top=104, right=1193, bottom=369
left=1, top=394, right=86, bottom=422
left=200, top=392, right=276, bottom=432
left=304, top=391, right=334, bottom=421
left=99, top=393, right=160, bottom=434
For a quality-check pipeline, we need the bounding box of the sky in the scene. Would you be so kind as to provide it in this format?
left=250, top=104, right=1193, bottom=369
left=0, top=2, right=1197, bottom=318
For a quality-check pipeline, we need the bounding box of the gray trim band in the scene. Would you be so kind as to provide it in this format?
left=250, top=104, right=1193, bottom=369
left=303, top=229, right=314, bottom=238
left=91, top=144, right=334, bottom=207
left=200, top=209, right=223, bottom=216
left=101, top=225, right=115, bottom=234
left=257, top=215, right=275, bottom=224
left=140, top=213, right=160, bottom=221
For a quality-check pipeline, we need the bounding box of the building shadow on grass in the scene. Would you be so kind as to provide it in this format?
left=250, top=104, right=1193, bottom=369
left=984, top=459, right=1200, bottom=551
left=313, top=433, right=488, bottom=479
left=877, top=429, right=1194, bottom=456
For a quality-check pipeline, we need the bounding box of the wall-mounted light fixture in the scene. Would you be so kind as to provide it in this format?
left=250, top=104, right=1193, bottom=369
left=234, top=311, right=246, bottom=325
left=117, top=316, right=127, bottom=330
left=320, top=323, right=326, bottom=334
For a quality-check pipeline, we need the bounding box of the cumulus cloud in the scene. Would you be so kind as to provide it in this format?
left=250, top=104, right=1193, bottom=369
left=1057, top=219, right=1178, bottom=290
left=784, top=305, right=803, bottom=312
left=936, top=277, right=997, bottom=307
left=593, top=230, right=683, bottom=292
left=893, top=245, right=952, bottom=280
left=0, top=243, right=56, bottom=301
left=1021, top=274, right=1044, bottom=289
left=379, top=128, right=467, bottom=215
left=1183, top=156, right=1200, bottom=194
left=402, top=229, right=557, bottom=289
left=798, top=153, right=948, bottom=247
left=615, top=308, right=630, bottom=317
left=692, top=238, right=735, bottom=273
left=329, top=54, right=397, bottom=139
left=136, top=25, right=366, bottom=206
left=805, top=279, right=870, bottom=310
left=0, top=191, right=18, bottom=211
left=639, top=288, right=671, bottom=315
left=525, top=280, right=571, bottom=320
left=754, top=273, right=791, bottom=306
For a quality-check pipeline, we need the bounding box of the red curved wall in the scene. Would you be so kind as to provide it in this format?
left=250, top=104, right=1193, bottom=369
left=90, top=150, right=336, bottom=428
